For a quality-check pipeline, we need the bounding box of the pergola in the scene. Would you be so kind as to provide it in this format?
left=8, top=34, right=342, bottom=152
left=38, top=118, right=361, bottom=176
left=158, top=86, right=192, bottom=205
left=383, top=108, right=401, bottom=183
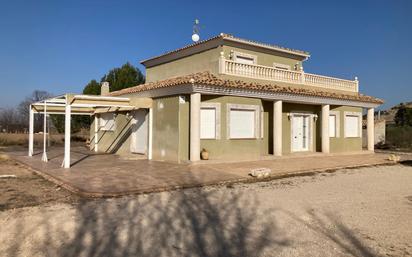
left=29, top=94, right=144, bottom=168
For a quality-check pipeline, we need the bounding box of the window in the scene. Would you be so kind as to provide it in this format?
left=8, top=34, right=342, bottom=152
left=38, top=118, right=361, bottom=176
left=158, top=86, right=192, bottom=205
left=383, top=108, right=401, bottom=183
left=227, top=104, right=260, bottom=139
left=200, top=108, right=216, bottom=139
left=344, top=114, right=360, bottom=137
left=233, top=51, right=257, bottom=65
left=273, top=62, right=291, bottom=70
left=329, top=115, right=337, bottom=137
left=200, top=103, right=220, bottom=139
left=229, top=109, right=256, bottom=138
left=236, top=56, right=255, bottom=65
left=100, top=113, right=116, bottom=131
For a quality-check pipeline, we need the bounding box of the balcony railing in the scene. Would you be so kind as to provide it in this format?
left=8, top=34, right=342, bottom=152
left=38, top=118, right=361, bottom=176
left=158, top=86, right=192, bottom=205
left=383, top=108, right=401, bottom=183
left=219, top=55, right=359, bottom=93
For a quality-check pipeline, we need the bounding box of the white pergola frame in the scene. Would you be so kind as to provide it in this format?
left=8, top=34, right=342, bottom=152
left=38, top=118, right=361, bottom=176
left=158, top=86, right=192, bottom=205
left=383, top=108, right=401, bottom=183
left=28, top=94, right=143, bottom=168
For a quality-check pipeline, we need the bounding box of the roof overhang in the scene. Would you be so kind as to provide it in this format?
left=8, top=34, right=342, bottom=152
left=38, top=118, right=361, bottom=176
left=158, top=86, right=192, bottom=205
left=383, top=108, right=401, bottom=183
left=141, top=33, right=310, bottom=68
left=31, top=94, right=152, bottom=115
left=129, top=84, right=382, bottom=109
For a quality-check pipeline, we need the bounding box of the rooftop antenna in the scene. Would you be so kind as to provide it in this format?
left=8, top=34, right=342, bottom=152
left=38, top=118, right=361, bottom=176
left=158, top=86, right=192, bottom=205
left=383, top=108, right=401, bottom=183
left=192, top=19, right=200, bottom=42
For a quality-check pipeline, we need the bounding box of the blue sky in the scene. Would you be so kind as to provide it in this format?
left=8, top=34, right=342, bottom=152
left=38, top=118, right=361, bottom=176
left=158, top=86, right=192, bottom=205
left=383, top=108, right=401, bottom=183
left=0, top=0, right=411, bottom=109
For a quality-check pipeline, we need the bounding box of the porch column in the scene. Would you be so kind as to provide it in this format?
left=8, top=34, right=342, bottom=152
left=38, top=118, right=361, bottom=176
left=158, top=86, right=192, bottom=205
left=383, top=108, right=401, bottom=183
left=273, top=100, right=282, bottom=156
left=190, top=93, right=201, bottom=161
left=28, top=105, right=34, bottom=157
left=148, top=108, right=153, bottom=160
left=367, top=107, right=375, bottom=151
left=321, top=104, right=330, bottom=153
left=94, top=114, right=99, bottom=152
left=63, top=104, right=71, bottom=168
left=41, top=101, right=48, bottom=162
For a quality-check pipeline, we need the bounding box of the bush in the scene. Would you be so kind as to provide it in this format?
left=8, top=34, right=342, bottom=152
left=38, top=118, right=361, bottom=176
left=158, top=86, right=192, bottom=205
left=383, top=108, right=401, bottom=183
left=386, top=126, right=412, bottom=151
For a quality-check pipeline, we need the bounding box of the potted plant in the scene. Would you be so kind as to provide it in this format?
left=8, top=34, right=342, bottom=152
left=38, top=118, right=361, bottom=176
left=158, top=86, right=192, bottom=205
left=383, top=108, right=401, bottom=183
left=200, top=148, right=209, bottom=160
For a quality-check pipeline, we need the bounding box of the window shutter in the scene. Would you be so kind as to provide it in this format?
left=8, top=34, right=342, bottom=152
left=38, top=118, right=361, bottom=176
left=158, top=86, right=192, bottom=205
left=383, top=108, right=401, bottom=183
left=345, top=115, right=359, bottom=137
left=329, top=115, right=336, bottom=137
left=230, top=109, right=255, bottom=138
left=200, top=108, right=216, bottom=139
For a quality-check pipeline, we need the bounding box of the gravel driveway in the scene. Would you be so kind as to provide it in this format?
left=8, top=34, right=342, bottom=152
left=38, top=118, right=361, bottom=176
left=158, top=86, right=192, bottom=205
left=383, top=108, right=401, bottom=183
left=1, top=164, right=411, bottom=257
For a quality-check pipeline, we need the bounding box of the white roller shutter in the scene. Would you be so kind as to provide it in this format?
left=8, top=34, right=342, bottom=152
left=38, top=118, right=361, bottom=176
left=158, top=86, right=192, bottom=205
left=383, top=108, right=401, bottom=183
left=345, top=115, right=360, bottom=137
left=200, top=108, right=216, bottom=139
left=329, top=115, right=336, bottom=137
left=230, top=109, right=255, bottom=138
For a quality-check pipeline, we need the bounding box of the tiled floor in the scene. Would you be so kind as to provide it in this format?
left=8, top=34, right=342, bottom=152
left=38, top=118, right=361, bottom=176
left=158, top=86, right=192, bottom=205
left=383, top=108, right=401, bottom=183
left=10, top=147, right=393, bottom=197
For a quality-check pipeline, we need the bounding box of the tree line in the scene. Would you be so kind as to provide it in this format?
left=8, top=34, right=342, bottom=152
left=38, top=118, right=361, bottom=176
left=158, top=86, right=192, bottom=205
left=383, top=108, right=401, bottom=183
left=0, top=63, right=145, bottom=134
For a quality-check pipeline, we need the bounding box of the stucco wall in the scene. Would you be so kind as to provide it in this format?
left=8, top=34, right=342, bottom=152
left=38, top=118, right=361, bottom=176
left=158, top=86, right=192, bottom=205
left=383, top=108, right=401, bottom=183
left=90, top=112, right=133, bottom=155
left=88, top=95, right=364, bottom=161
left=152, top=96, right=180, bottom=162
left=178, top=95, right=190, bottom=162
left=329, top=106, right=363, bottom=152
left=198, top=95, right=265, bottom=160
left=222, top=45, right=303, bottom=70
left=146, top=48, right=221, bottom=83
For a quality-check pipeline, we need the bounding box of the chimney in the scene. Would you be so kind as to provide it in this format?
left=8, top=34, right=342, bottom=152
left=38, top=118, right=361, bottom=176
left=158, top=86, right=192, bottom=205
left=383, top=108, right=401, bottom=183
left=101, top=82, right=110, bottom=96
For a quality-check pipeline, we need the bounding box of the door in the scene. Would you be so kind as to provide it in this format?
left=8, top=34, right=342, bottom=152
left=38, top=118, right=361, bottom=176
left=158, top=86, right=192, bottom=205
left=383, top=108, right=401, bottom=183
left=292, top=115, right=310, bottom=152
left=130, top=109, right=148, bottom=154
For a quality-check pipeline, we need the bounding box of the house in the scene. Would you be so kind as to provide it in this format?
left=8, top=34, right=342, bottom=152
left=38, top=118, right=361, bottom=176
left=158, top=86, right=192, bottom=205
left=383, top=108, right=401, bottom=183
left=88, top=33, right=383, bottom=163
left=28, top=33, right=383, bottom=167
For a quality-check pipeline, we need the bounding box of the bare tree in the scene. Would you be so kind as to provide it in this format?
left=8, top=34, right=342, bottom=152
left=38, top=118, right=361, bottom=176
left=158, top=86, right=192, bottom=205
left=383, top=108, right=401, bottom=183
left=0, top=108, right=18, bottom=132
left=17, top=90, right=53, bottom=132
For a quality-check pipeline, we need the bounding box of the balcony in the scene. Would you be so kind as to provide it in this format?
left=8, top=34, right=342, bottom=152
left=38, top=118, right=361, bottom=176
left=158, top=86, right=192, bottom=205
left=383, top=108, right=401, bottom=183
left=218, top=55, right=359, bottom=93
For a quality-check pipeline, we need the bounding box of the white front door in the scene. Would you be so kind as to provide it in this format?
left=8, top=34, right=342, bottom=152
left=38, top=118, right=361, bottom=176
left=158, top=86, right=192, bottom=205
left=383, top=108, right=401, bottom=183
left=130, top=109, right=148, bottom=154
left=292, top=115, right=310, bottom=152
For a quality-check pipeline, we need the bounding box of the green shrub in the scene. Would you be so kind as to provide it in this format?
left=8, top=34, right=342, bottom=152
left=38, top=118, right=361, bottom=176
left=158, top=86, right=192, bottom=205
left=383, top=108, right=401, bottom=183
left=386, top=126, right=412, bottom=150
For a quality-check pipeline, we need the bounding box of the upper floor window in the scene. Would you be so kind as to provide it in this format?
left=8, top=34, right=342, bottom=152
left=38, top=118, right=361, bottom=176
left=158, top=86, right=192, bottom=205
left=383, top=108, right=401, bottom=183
left=273, top=62, right=291, bottom=71
left=232, top=51, right=257, bottom=65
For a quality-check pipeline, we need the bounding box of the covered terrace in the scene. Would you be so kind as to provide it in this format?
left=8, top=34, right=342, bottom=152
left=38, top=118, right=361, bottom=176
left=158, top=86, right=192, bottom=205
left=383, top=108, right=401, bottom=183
left=28, top=93, right=152, bottom=168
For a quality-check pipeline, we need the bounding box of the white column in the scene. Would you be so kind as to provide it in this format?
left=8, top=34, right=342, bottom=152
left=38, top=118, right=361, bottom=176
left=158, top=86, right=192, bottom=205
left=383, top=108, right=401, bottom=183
left=28, top=105, right=34, bottom=157
left=273, top=100, right=282, bottom=156
left=41, top=101, right=48, bottom=162
left=321, top=104, right=330, bottom=154
left=190, top=93, right=201, bottom=161
left=148, top=108, right=153, bottom=160
left=94, top=114, right=99, bottom=152
left=218, top=51, right=225, bottom=74
left=367, top=108, right=375, bottom=152
left=63, top=104, right=71, bottom=168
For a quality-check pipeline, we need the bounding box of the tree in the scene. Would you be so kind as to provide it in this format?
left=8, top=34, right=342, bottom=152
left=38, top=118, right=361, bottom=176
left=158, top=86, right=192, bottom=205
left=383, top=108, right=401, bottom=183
left=17, top=90, right=53, bottom=132
left=394, top=104, right=412, bottom=126
left=100, top=62, right=145, bottom=92
left=83, top=79, right=101, bottom=95
left=71, top=63, right=145, bottom=132
left=0, top=108, right=17, bottom=132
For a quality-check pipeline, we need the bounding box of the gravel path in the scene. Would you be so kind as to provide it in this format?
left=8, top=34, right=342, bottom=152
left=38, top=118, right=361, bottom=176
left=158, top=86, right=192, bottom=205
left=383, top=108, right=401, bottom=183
left=1, top=164, right=411, bottom=257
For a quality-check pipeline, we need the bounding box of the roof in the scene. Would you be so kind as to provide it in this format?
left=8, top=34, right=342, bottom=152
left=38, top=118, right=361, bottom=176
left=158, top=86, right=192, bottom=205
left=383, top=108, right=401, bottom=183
left=141, top=33, right=310, bottom=66
left=30, top=94, right=140, bottom=115
left=110, top=71, right=384, bottom=104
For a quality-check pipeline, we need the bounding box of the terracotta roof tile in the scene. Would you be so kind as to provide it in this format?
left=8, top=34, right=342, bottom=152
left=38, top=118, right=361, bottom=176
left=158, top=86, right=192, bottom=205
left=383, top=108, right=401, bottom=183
left=110, top=71, right=383, bottom=104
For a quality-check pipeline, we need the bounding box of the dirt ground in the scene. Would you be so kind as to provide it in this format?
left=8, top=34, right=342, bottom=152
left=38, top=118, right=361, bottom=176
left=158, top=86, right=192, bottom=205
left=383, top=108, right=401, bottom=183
left=0, top=156, right=78, bottom=211
left=0, top=158, right=412, bottom=257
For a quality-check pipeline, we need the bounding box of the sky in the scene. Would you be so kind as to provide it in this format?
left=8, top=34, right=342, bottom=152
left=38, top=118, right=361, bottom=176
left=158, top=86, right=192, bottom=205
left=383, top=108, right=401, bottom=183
left=0, top=0, right=411, bottom=110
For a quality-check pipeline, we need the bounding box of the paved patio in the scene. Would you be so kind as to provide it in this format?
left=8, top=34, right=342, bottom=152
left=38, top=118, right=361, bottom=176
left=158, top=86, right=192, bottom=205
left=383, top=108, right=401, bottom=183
left=10, top=146, right=394, bottom=197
